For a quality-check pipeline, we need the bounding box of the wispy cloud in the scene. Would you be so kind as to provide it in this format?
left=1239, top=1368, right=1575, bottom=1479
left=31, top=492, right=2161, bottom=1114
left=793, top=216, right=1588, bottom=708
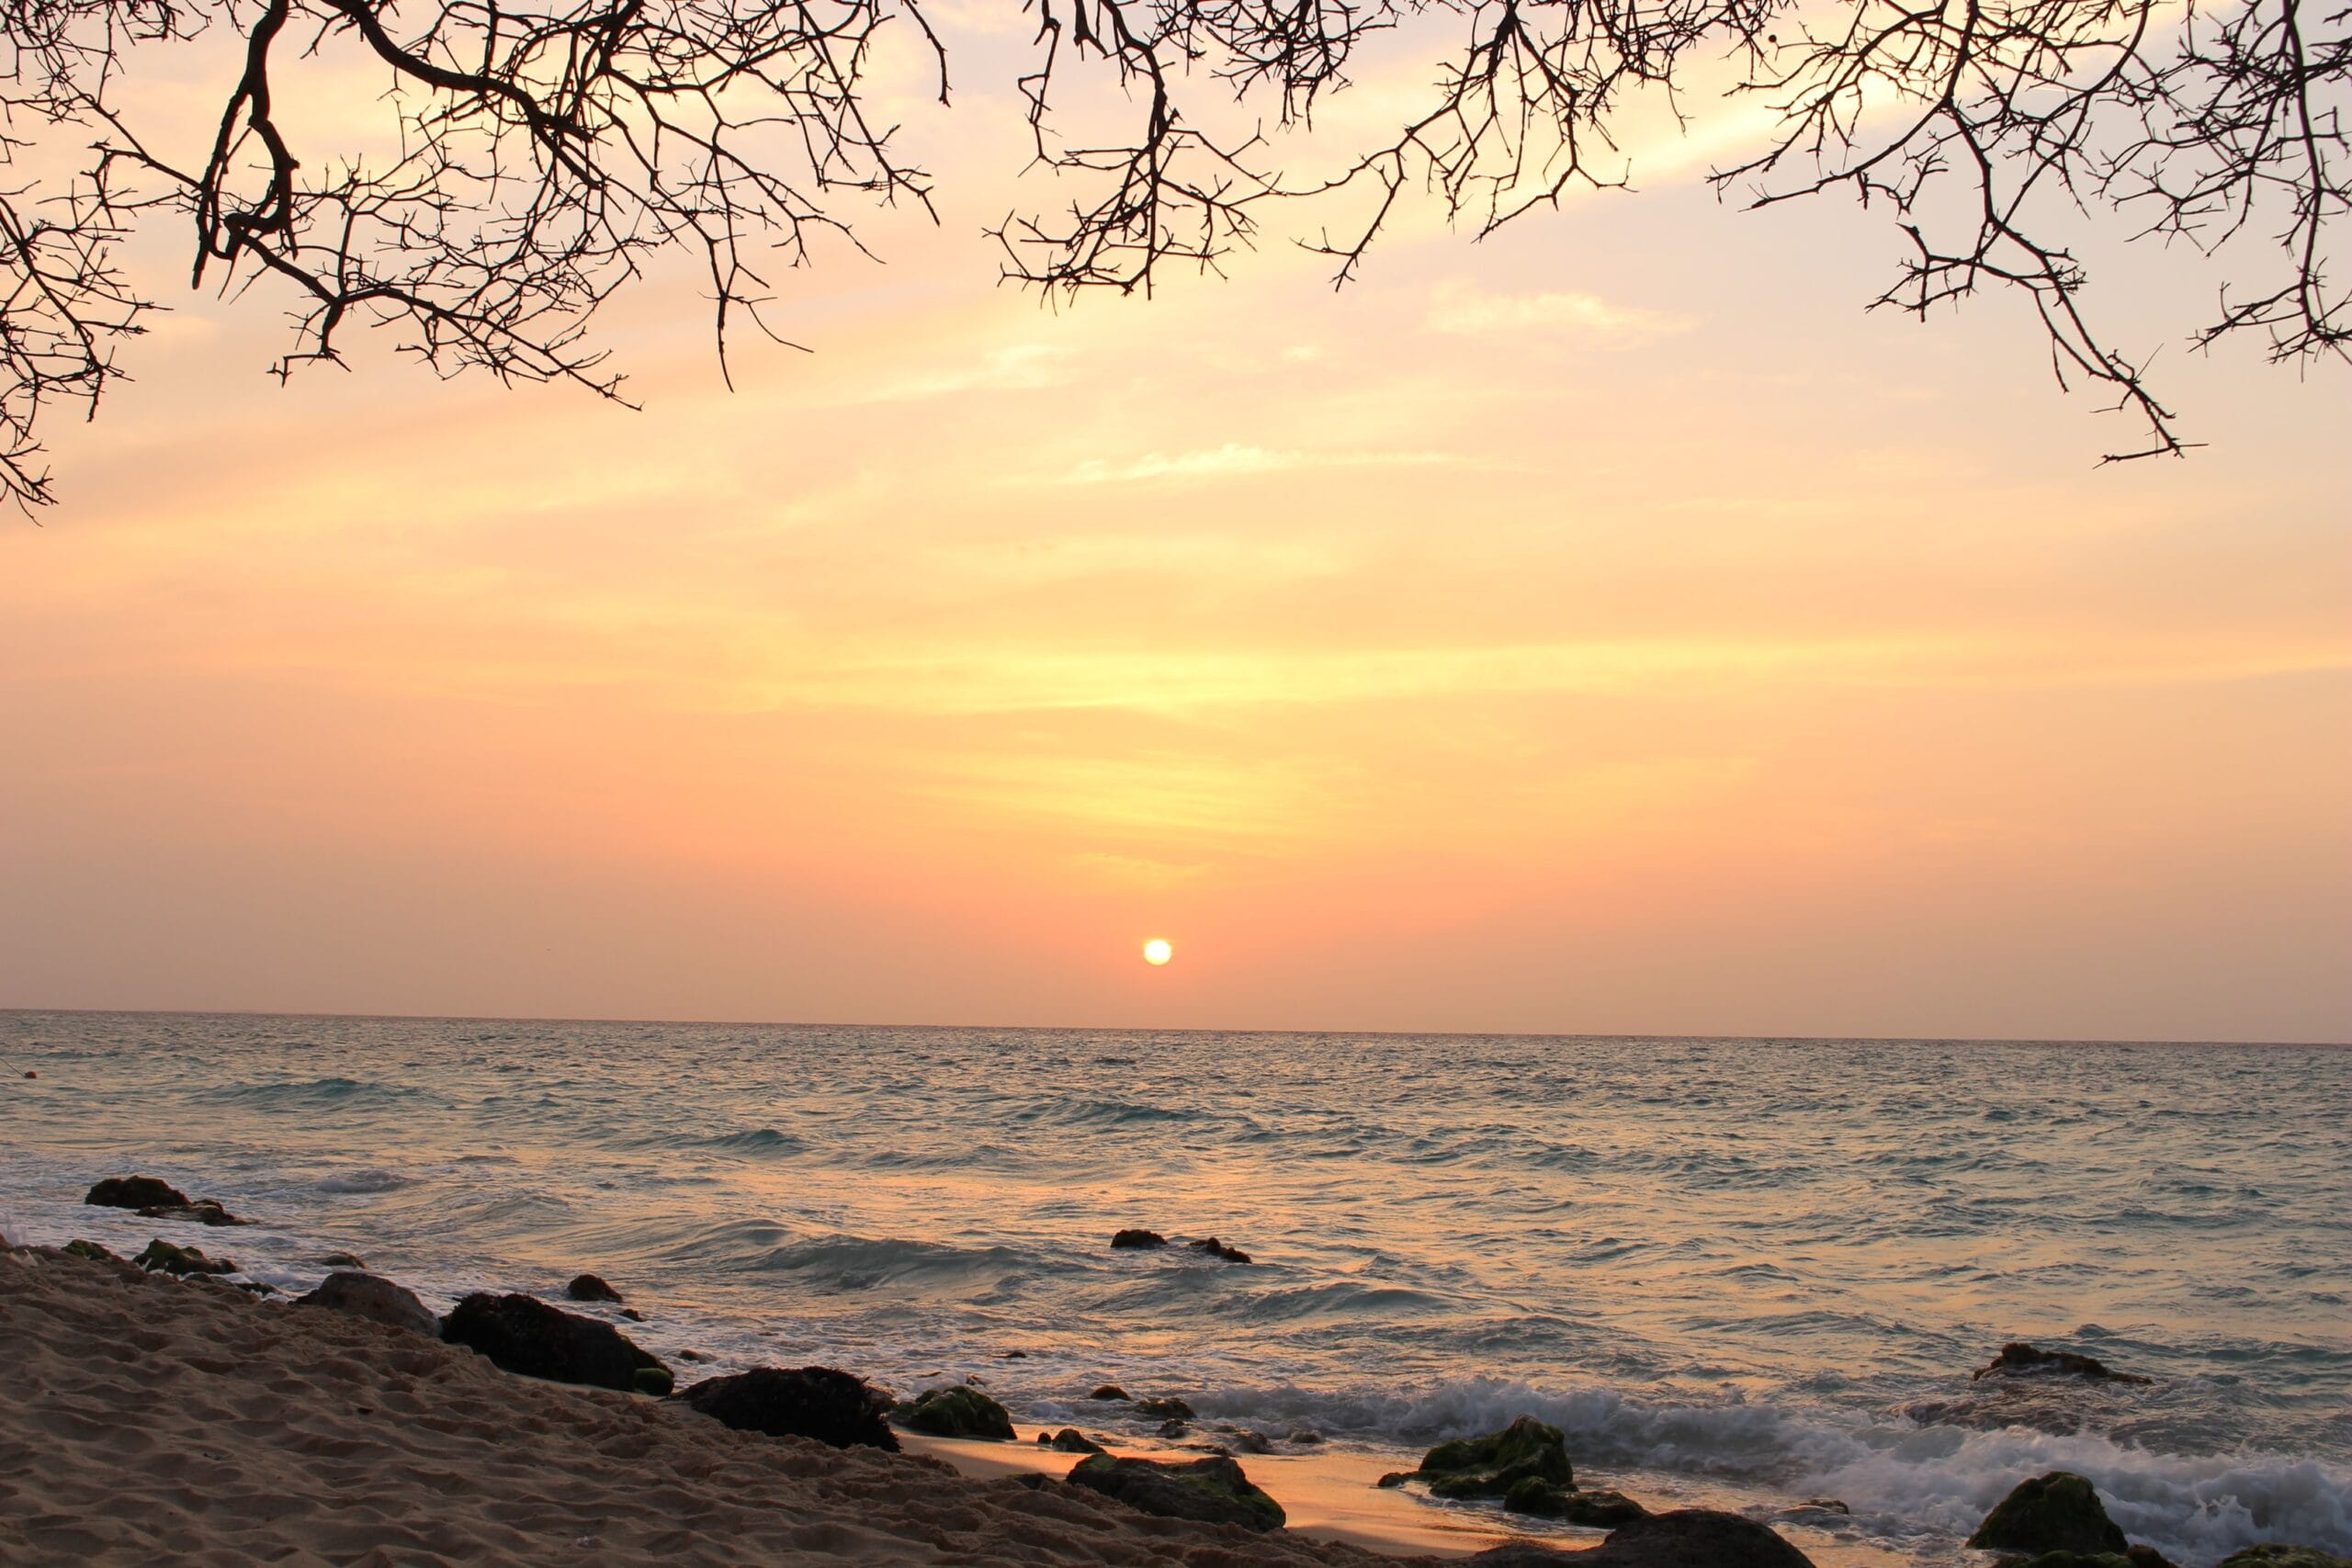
left=1056, top=443, right=1461, bottom=486
left=1423, top=279, right=1690, bottom=340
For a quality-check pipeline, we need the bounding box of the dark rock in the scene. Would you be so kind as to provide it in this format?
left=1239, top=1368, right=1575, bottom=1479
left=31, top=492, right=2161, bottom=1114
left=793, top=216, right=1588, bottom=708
left=1577, top=1509, right=1817, bottom=1568
left=1090, top=1384, right=1131, bottom=1401
left=133, top=1238, right=235, bottom=1276
left=1969, top=1472, right=2130, bottom=1556
left=1376, top=1472, right=1413, bottom=1488
left=2129, top=1547, right=2179, bottom=1568
left=1975, top=1343, right=2150, bottom=1385
left=1157, top=1418, right=1189, bottom=1438
left=619, top=1307, right=644, bottom=1322
left=1041, top=1427, right=1107, bottom=1454
left=1132, top=1395, right=1194, bottom=1420
left=1111, top=1229, right=1168, bottom=1249
left=1469, top=1546, right=1587, bottom=1566
left=62, top=1239, right=117, bottom=1262
left=318, top=1251, right=367, bottom=1269
left=674, top=1366, right=899, bottom=1450
left=295, top=1270, right=438, bottom=1337
left=1067, top=1453, right=1285, bottom=1532
left=635, top=1366, right=674, bottom=1395
left=565, top=1272, right=623, bottom=1303
left=1220, top=1427, right=1274, bottom=1455
left=440, top=1292, right=670, bottom=1394
left=86, top=1177, right=188, bottom=1211
left=897, top=1384, right=1016, bottom=1440
left=21, top=1070, right=32, bottom=1078
left=1001, top=1348, right=1029, bottom=1359
left=1417, top=1415, right=1573, bottom=1499
left=1503, top=1478, right=1647, bottom=1524
left=2215, top=1550, right=2352, bottom=1568
left=1288, top=1429, right=1324, bottom=1444
left=678, top=1348, right=711, bottom=1362
left=1188, top=1236, right=1252, bottom=1263
left=238, top=1281, right=280, bottom=1296
left=1799, top=1500, right=1850, bottom=1516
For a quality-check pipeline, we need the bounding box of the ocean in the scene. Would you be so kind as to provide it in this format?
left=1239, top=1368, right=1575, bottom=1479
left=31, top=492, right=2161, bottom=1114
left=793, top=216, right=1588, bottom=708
left=2, top=1011, right=2346, bottom=1564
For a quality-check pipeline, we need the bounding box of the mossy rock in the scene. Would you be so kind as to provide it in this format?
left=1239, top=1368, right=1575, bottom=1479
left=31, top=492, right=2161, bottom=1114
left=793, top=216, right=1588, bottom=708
left=1068, top=1453, right=1285, bottom=1532
left=1418, top=1416, right=1572, bottom=1498
left=1040, top=1427, right=1107, bottom=1454
left=898, top=1384, right=1016, bottom=1440
left=1375, top=1472, right=1413, bottom=1488
left=62, top=1239, right=118, bottom=1262
left=633, top=1365, right=674, bottom=1396
left=2014, top=1553, right=2135, bottom=1568
left=2216, top=1550, right=2352, bottom=1568
left=1969, top=1473, right=2129, bottom=1556
left=134, top=1238, right=235, bottom=1276
left=1132, top=1395, right=1194, bottom=1420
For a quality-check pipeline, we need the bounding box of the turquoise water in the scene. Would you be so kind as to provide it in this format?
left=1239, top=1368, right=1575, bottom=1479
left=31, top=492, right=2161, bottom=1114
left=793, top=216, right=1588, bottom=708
left=3, top=1011, right=2346, bottom=1563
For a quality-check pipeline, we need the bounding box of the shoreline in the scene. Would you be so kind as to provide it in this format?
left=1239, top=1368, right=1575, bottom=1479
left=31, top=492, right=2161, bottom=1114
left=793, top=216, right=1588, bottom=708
left=3, top=1243, right=1906, bottom=1568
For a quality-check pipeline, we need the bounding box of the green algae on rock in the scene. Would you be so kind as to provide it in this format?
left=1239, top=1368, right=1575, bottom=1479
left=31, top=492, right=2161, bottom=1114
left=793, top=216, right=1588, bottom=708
left=1503, top=1476, right=1648, bottom=1525
left=1066, top=1453, right=1285, bottom=1532
left=2215, top=1549, right=2352, bottom=1568
left=897, top=1384, right=1016, bottom=1440
left=1416, top=1415, right=1573, bottom=1499
left=1969, top=1472, right=2130, bottom=1556
left=133, top=1238, right=236, bottom=1276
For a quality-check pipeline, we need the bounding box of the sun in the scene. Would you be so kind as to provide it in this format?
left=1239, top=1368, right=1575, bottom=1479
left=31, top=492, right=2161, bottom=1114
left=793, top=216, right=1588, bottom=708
left=1142, top=938, right=1173, bottom=966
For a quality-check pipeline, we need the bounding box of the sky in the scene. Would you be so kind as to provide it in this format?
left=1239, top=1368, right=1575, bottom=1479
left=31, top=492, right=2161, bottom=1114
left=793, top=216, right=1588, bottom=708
left=1, top=16, right=2346, bottom=1042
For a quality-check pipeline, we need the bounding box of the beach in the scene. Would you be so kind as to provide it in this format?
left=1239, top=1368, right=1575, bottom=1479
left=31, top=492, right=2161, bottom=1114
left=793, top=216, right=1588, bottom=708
left=5, top=1244, right=1485, bottom=1566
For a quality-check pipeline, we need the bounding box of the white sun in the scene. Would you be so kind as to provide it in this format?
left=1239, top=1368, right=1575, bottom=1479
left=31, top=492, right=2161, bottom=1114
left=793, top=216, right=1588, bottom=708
left=1142, top=938, right=1174, bottom=965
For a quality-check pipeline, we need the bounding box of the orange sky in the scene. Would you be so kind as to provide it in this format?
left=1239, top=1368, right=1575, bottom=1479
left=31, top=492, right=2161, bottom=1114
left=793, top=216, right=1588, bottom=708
left=1, top=28, right=2346, bottom=1041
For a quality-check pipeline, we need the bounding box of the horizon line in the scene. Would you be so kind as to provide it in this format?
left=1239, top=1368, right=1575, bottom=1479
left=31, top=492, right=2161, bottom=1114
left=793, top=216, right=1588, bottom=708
left=1, top=1003, right=2342, bottom=1051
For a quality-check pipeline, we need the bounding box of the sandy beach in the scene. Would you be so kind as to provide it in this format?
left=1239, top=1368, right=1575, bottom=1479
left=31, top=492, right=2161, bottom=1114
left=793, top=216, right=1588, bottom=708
left=1, top=1244, right=1535, bottom=1567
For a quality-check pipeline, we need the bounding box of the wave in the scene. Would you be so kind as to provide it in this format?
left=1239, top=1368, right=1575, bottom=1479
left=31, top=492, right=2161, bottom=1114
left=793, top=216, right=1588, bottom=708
left=314, top=1169, right=407, bottom=1194
left=1164, top=1376, right=2352, bottom=1566
left=200, top=1077, right=429, bottom=1111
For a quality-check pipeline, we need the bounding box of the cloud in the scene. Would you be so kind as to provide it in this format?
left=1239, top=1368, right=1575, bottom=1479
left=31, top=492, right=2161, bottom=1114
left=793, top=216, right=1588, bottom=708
left=855, top=342, right=1075, bottom=403
left=1055, top=443, right=1461, bottom=486
left=1423, top=280, right=1690, bottom=340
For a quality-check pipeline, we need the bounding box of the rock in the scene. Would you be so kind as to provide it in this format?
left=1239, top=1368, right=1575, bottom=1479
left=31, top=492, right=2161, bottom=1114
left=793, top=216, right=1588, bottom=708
left=1969, top=1472, right=2130, bottom=1557
left=440, top=1292, right=671, bottom=1394
left=2011, top=1554, right=2136, bottom=1568
left=133, top=1239, right=234, bottom=1276
left=1066, top=1453, right=1285, bottom=1532
left=2215, top=1550, right=2352, bottom=1568
left=897, top=1384, right=1016, bottom=1440
left=1376, top=1472, right=1413, bottom=1488
left=1288, top=1429, right=1325, bottom=1444
left=1111, top=1229, right=1168, bottom=1249
left=1090, top=1384, right=1130, bottom=1401
left=1416, top=1415, right=1573, bottom=1499
left=565, top=1272, right=623, bottom=1303
left=1800, top=1500, right=1850, bottom=1516
left=21, top=1070, right=32, bottom=1078
left=1974, top=1343, right=2150, bottom=1384
left=2129, top=1547, right=2179, bottom=1568
left=1575, top=1509, right=1817, bottom=1568
left=678, top=1348, right=711, bottom=1362
left=1503, top=1478, right=1647, bottom=1525
left=295, top=1270, right=438, bottom=1337
left=1188, top=1236, right=1252, bottom=1263
left=1157, top=1418, right=1189, bottom=1438
left=86, top=1177, right=189, bottom=1211
left=1132, top=1395, right=1194, bottom=1420
left=318, top=1251, right=367, bottom=1269
left=62, top=1240, right=118, bottom=1262
left=1040, top=1427, right=1107, bottom=1454
left=1001, top=1348, right=1029, bottom=1359
left=238, top=1281, right=279, bottom=1296
left=674, top=1366, right=899, bottom=1450
left=619, top=1307, right=644, bottom=1322
left=1219, top=1427, right=1274, bottom=1455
